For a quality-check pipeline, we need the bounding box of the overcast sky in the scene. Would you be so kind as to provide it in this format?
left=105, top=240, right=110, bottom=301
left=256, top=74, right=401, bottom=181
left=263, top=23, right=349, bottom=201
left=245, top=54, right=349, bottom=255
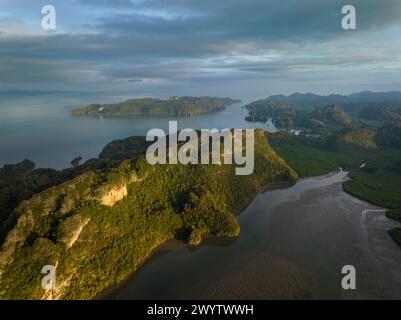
left=1, top=0, right=401, bottom=100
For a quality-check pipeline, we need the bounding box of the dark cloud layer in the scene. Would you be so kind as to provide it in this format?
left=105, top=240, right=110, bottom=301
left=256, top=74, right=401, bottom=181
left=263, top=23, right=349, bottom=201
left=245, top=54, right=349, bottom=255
left=1, top=0, right=401, bottom=97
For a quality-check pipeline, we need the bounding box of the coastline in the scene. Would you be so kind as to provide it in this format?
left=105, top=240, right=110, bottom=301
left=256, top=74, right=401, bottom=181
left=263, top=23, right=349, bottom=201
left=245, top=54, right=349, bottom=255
left=96, top=168, right=399, bottom=300
left=95, top=177, right=297, bottom=300
left=197, top=172, right=401, bottom=300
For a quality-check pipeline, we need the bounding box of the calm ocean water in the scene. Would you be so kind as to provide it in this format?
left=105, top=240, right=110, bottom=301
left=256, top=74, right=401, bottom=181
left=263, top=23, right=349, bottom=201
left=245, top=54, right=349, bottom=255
left=0, top=94, right=275, bottom=169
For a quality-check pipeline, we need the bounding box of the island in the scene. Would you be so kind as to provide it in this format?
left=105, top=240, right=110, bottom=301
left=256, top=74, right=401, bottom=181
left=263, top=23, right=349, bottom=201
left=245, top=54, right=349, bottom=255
left=70, top=96, right=241, bottom=117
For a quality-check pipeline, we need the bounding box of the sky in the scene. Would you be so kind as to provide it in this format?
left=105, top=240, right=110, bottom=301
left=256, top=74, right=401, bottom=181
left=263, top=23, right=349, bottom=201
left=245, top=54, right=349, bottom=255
left=0, top=0, right=401, bottom=100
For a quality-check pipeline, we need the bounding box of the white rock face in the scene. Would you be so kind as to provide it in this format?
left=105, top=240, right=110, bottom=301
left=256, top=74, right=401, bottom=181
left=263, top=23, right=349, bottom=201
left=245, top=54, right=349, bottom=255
left=100, top=185, right=128, bottom=206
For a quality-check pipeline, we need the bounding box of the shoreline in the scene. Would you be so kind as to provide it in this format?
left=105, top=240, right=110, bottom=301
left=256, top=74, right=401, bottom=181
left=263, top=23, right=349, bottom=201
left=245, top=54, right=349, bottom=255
left=198, top=174, right=401, bottom=299
left=95, top=177, right=298, bottom=300
left=94, top=168, right=400, bottom=300
left=96, top=168, right=397, bottom=300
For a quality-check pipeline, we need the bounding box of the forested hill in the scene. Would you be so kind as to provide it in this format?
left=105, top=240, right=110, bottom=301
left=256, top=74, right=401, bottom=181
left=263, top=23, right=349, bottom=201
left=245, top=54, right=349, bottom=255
left=245, top=91, right=401, bottom=132
left=257, top=91, right=401, bottom=110
left=70, top=96, right=241, bottom=117
left=0, top=130, right=296, bottom=299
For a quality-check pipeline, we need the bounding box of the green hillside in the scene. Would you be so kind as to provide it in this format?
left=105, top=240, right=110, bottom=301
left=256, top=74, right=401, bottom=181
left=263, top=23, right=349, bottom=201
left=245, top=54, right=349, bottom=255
left=0, top=130, right=296, bottom=299
left=245, top=92, right=401, bottom=133
left=270, top=131, right=401, bottom=208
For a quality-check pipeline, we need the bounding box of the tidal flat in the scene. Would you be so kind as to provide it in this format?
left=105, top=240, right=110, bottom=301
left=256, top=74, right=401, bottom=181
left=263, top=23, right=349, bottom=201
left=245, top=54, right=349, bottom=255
left=104, top=170, right=401, bottom=300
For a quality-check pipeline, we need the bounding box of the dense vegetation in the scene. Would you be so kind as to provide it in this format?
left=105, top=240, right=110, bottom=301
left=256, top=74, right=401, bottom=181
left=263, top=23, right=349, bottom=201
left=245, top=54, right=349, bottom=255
left=245, top=91, right=401, bottom=134
left=270, top=131, right=401, bottom=208
left=356, top=105, right=401, bottom=123
left=338, top=128, right=377, bottom=149
left=0, top=130, right=297, bottom=299
left=386, top=209, right=401, bottom=222
left=0, top=136, right=152, bottom=245
left=247, top=103, right=353, bottom=133
left=269, top=130, right=401, bottom=249
left=0, top=161, right=67, bottom=244
left=389, top=229, right=401, bottom=248
left=70, top=96, right=240, bottom=117
left=387, top=209, right=401, bottom=248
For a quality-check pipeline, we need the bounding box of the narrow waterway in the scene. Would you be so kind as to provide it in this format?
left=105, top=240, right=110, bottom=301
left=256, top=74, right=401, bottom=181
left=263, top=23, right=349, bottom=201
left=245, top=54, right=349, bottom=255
left=107, top=170, right=401, bottom=300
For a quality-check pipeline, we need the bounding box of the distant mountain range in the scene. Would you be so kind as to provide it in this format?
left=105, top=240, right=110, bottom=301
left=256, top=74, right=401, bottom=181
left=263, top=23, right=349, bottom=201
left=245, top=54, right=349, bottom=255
left=245, top=91, right=401, bottom=131
left=266, top=91, right=401, bottom=108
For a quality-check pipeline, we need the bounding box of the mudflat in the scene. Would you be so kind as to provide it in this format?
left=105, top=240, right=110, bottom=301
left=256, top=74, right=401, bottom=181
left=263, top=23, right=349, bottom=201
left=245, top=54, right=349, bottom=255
left=199, top=177, right=401, bottom=299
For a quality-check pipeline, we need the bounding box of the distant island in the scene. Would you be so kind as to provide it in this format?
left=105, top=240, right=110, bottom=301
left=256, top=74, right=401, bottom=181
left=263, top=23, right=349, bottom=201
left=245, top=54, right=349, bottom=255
left=70, top=96, right=241, bottom=117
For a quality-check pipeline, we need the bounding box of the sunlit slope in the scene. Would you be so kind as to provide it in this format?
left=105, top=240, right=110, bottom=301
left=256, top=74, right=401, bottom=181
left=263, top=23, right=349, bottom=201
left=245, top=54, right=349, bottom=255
left=0, top=130, right=296, bottom=299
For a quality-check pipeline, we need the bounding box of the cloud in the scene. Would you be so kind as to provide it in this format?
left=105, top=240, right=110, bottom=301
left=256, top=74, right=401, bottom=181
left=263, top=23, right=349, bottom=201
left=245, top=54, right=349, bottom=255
left=0, top=0, right=401, bottom=97
left=80, top=0, right=135, bottom=7
left=0, top=18, right=26, bottom=34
